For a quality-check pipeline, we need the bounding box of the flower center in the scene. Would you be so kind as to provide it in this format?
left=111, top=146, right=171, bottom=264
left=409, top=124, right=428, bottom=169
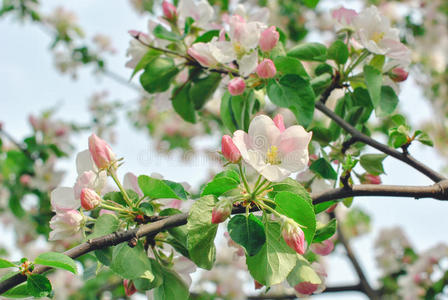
left=371, top=31, right=385, bottom=43
left=266, top=145, right=280, bottom=165
left=233, top=42, right=245, bottom=58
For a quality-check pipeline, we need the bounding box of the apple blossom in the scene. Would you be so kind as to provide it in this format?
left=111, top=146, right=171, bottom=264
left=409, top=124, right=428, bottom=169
left=256, top=59, right=276, bottom=78
left=177, top=0, right=214, bottom=27
left=187, top=42, right=219, bottom=67
left=221, top=135, right=241, bottom=163
left=123, top=172, right=143, bottom=197
left=259, top=26, right=279, bottom=52
left=125, top=32, right=150, bottom=69
left=232, top=115, right=312, bottom=182
left=332, top=7, right=358, bottom=26
left=310, top=240, right=334, bottom=256
left=227, top=77, right=245, bottom=96
left=49, top=209, right=84, bottom=241
left=211, top=199, right=232, bottom=224
left=80, top=188, right=102, bottom=211
left=281, top=218, right=306, bottom=255
left=88, top=133, right=116, bottom=170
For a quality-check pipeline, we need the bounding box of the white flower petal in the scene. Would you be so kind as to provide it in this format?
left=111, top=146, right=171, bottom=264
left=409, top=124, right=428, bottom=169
left=76, top=150, right=97, bottom=174
left=260, top=165, right=291, bottom=182
left=248, top=115, right=280, bottom=153
left=51, top=187, right=79, bottom=212
left=239, top=51, right=258, bottom=77
left=277, top=125, right=313, bottom=155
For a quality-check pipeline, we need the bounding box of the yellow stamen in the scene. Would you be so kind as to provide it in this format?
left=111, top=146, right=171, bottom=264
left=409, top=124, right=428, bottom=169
left=372, top=31, right=385, bottom=43
left=266, top=145, right=280, bottom=165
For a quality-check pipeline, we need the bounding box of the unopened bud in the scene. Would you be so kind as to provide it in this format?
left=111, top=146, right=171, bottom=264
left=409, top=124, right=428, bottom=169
left=259, top=26, right=279, bottom=52
left=228, top=77, right=246, bottom=96
left=362, top=173, right=381, bottom=185
left=19, top=174, right=32, bottom=186
left=211, top=199, right=232, bottom=224
left=294, top=281, right=319, bottom=295
left=254, top=280, right=264, bottom=290
left=162, top=1, right=177, bottom=20
left=123, top=279, right=137, bottom=296
left=310, top=240, right=334, bottom=256
left=221, top=135, right=241, bottom=163
left=273, top=114, right=285, bottom=132
left=256, top=59, right=277, bottom=79
left=88, top=134, right=116, bottom=170
left=389, top=67, right=409, bottom=82
left=80, top=188, right=102, bottom=210
left=282, top=218, right=306, bottom=255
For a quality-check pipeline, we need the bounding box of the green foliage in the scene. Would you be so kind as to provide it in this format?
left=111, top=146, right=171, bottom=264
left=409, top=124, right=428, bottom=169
left=35, top=252, right=77, bottom=274
left=360, top=154, right=387, bottom=175
left=138, top=175, right=181, bottom=200
left=110, top=243, right=155, bottom=281
left=287, top=255, right=321, bottom=286
left=131, top=49, right=161, bottom=78
left=27, top=274, right=52, bottom=298
left=88, top=214, right=120, bottom=239
left=328, top=40, right=349, bottom=64
left=172, top=83, right=197, bottom=123
left=274, top=191, right=316, bottom=244
left=153, top=266, right=189, bottom=300
left=220, top=90, right=260, bottom=132
left=187, top=195, right=218, bottom=270
left=189, top=73, right=222, bottom=110
left=287, top=42, right=327, bottom=62
left=227, top=214, right=266, bottom=256
left=140, top=57, right=179, bottom=93
left=0, top=258, right=17, bottom=268
left=377, top=86, right=399, bottom=117
left=313, top=219, right=337, bottom=243
left=193, top=30, right=220, bottom=43
left=274, top=56, right=309, bottom=78
left=0, top=283, right=31, bottom=298
left=309, top=158, right=338, bottom=180
left=246, top=221, right=298, bottom=286
left=267, top=74, right=315, bottom=128
left=364, top=65, right=382, bottom=109
left=153, top=24, right=181, bottom=41
left=201, top=170, right=240, bottom=197
left=269, top=178, right=312, bottom=205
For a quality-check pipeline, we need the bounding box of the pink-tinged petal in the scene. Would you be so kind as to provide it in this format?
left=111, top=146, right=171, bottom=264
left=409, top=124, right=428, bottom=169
left=280, top=149, right=309, bottom=173
left=49, top=210, right=83, bottom=241
left=80, top=188, right=102, bottom=211
left=222, top=135, right=242, bottom=163
left=76, top=150, right=97, bottom=174
left=277, top=125, right=313, bottom=155
left=211, top=199, right=232, bottom=224
left=273, top=114, right=286, bottom=132
left=88, top=134, right=116, bottom=170
left=294, top=282, right=319, bottom=295
left=259, top=26, right=279, bottom=52
left=51, top=187, right=79, bottom=212
left=248, top=115, right=280, bottom=154
left=187, top=43, right=218, bottom=67
left=310, top=240, right=334, bottom=256
left=123, top=172, right=143, bottom=197
left=332, top=7, right=358, bottom=25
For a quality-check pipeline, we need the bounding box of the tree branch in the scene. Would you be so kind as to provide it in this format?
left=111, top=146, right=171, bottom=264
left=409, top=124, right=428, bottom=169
left=2, top=181, right=448, bottom=294
left=0, top=128, right=34, bottom=161
left=246, top=284, right=363, bottom=299
left=315, top=101, right=445, bottom=183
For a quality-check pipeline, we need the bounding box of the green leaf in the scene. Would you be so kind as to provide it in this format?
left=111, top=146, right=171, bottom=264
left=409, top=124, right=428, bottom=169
left=214, top=170, right=240, bottom=183
left=187, top=195, right=218, bottom=269
left=415, top=131, right=433, bottom=147
left=313, top=219, right=337, bottom=243
left=103, top=191, right=127, bottom=207
left=269, top=178, right=312, bottom=205
left=193, top=30, right=220, bottom=43
left=26, top=274, right=52, bottom=298
left=286, top=255, right=321, bottom=286
left=172, top=83, right=196, bottom=123
left=163, top=180, right=188, bottom=200
left=34, top=252, right=77, bottom=274
left=274, top=56, right=309, bottom=78
left=364, top=65, right=382, bottom=108
left=359, top=154, right=387, bottom=176
left=303, top=0, right=320, bottom=8
left=274, top=191, right=316, bottom=245
left=201, top=176, right=239, bottom=197
left=310, top=73, right=332, bottom=95
left=88, top=214, right=119, bottom=239
left=134, top=259, right=163, bottom=291
left=0, top=258, right=17, bottom=268
left=153, top=24, right=181, bottom=41
left=228, top=214, right=266, bottom=256
left=376, top=86, right=399, bottom=117
left=131, top=49, right=161, bottom=79
left=309, top=158, right=338, bottom=180
left=0, top=283, right=31, bottom=298
left=327, top=40, right=348, bottom=64
left=110, top=243, right=154, bottom=280
left=140, top=57, right=179, bottom=93
left=369, top=54, right=385, bottom=71
left=246, top=221, right=298, bottom=286
left=189, top=73, right=222, bottom=110
left=220, top=91, right=236, bottom=132
left=138, top=175, right=180, bottom=200
left=287, top=42, right=327, bottom=62
left=313, top=200, right=336, bottom=214
left=153, top=266, right=189, bottom=300
left=267, top=75, right=315, bottom=128
left=183, top=17, right=195, bottom=36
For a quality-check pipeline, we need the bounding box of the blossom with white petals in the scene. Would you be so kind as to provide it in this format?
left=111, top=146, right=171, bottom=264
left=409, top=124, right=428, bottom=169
left=232, top=115, right=312, bottom=182
left=177, top=0, right=214, bottom=27
left=49, top=209, right=84, bottom=241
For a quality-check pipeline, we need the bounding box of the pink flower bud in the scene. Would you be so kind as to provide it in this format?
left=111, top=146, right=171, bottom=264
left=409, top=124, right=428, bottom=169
left=254, top=280, right=263, bottom=290
left=211, top=199, right=232, bottom=224
left=362, top=174, right=381, bottom=185
left=80, top=188, right=102, bottom=211
left=123, top=279, right=137, bottom=297
left=162, top=1, right=177, bottom=20
left=294, top=281, right=319, bottom=295
left=88, top=134, right=116, bottom=170
left=20, top=174, right=32, bottom=186
left=390, top=67, right=409, bottom=82
left=332, top=7, right=358, bottom=25
left=259, top=26, right=279, bottom=52
left=273, top=114, right=286, bottom=132
left=228, top=77, right=246, bottom=96
left=282, top=219, right=306, bottom=255
left=325, top=203, right=338, bottom=213
left=256, top=59, right=276, bottom=79
left=221, top=135, right=241, bottom=163
left=310, top=240, right=334, bottom=256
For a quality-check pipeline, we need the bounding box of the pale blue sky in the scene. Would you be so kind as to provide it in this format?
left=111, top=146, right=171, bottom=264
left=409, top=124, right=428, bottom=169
left=1, top=1, right=447, bottom=299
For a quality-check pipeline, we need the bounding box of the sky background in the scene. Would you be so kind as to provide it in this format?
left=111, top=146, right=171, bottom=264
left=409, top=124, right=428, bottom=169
left=1, top=0, right=447, bottom=299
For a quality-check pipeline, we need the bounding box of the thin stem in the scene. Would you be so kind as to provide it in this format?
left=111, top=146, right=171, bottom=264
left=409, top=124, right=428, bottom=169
left=253, top=179, right=268, bottom=196
left=253, top=175, right=262, bottom=192
left=256, top=182, right=273, bottom=196
left=238, top=163, right=251, bottom=194
left=100, top=203, right=129, bottom=214
left=110, top=170, right=134, bottom=208
left=344, top=49, right=370, bottom=77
